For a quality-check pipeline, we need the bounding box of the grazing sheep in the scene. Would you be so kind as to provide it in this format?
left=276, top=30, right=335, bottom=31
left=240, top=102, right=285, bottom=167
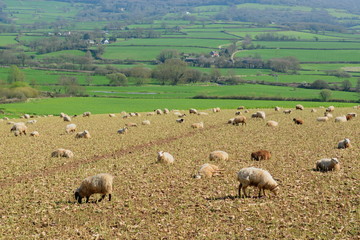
left=142, top=120, right=151, bottom=125
left=232, top=116, right=246, bottom=126
left=155, top=109, right=163, bottom=115
left=146, top=112, right=155, bottom=116
left=74, top=173, right=114, bottom=204
left=335, top=116, right=347, bottom=123
left=157, top=151, right=174, bottom=164
left=274, top=106, right=281, bottom=111
left=63, top=115, right=71, bottom=122
left=30, top=131, right=40, bottom=137
left=227, top=118, right=235, bottom=124
left=51, top=148, right=74, bottom=158
left=60, top=112, right=66, bottom=118
left=244, top=110, right=250, bottom=113
left=296, top=104, right=304, bottom=110
left=189, top=108, right=198, bottom=114
left=209, top=151, right=229, bottom=161
left=212, top=107, right=221, bottom=113
left=23, top=114, right=30, bottom=119
left=163, top=108, right=170, bottom=114
left=293, top=118, right=304, bottom=125
left=311, top=108, right=317, bottom=113
left=176, top=113, right=186, bottom=117
left=338, top=138, right=351, bottom=149
left=283, top=109, right=292, bottom=114
left=75, top=130, right=91, bottom=139
left=10, top=122, right=27, bottom=136
left=109, top=114, right=116, bottom=117
left=194, top=164, right=224, bottom=179
left=26, top=120, right=37, bottom=124
left=3, top=117, right=9, bottom=120
left=125, top=122, right=138, bottom=127
left=324, top=112, right=333, bottom=118
left=237, top=106, right=245, bottom=110
left=135, top=112, right=141, bottom=117
left=237, top=167, right=279, bottom=198
left=129, top=112, right=136, bottom=117
left=317, top=116, right=329, bottom=122
left=347, top=112, right=357, bottom=118
left=122, top=114, right=130, bottom=119
left=176, top=118, right=185, bottom=123
left=266, top=120, right=278, bottom=127
left=315, top=158, right=340, bottom=172
left=65, top=124, right=77, bottom=133
left=251, top=150, right=271, bottom=161
left=235, top=111, right=242, bottom=115
left=191, top=122, right=204, bottom=129
left=346, top=115, right=353, bottom=121
left=83, top=112, right=91, bottom=117
left=252, top=111, right=266, bottom=119
left=326, top=106, right=335, bottom=112
left=198, top=112, right=209, bottom=116
left=117, top=127, right=128, bottom=134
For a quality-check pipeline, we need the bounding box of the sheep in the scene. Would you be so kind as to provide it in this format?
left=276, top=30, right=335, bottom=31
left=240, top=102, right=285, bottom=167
left=315, top=158, right=340, bottom=172
left=252, top=111, right=266, bottom=119
left=109, top=114, right=116, bottom=117
left=60, top=112, right=66, bottom=118
left=146, top=112, right=156, bottom=116
left=237, top=106, right=245, bottom=110
left=324, top=112, right=333, bottom=118
left=198, top=112, right=208, bottom=116
left=163, top=108, right=170, bottom=114
left=65, top=124, right=77, bottom=133
left=274, top=106, right=281, bottom=111
left=212, top=107, right=221, bottom=113
left=75, top=130, right=91, bottom=139
left=174, top=112, right=186, bottom=117
left=191, top=122, right=204, bottom=129
left=237, top=167, right=279, bottom=198
left=135, top=112, right=141, bottom=117
left=283, top=110, right=292, bottom=114
left=117, top=127, right=128, bottom=134
left=157, top=151, right=174, bottom=164
left=125, top=122, right=137, bottom=127
left=176, top=118, right=185, bottom=123
left=346, top=115, right=353, bottom=121
left=326, top=106, right=335, bottom=112
left=155, top=109, right=163, bottom=115
left=51, top=148, right=74, bottom=158
left=26, top=120, right=37, bottom=124
left=142, top=120, right=151, bottom=125
left=10, top=122, right=27, bottom=136
left=74, top=173, right=114, bottom=204
left=235, top=111, right=241, bottom=115
left=209, top=151, right=229, bottom=161
left=251, top=150, right=271, bottom=161
left=189, top=108, right=198, bottom=114
left=311, top=108, right=317, bottom=113
left=317, top=116, right=329, bottom=122
left=293, top=118, right=304, bottom=125
left=23, top=114, right=30, bottom=119
left=30, top=131, right=40, bottom=137
left=3, top=117, right=9, bottom=120
left=129, top=112, right=136, bottom=117
left=83, top=112, right=91, bottom=117
left=227, top=118, right=235, bottom=124
left=295, top=104, right=304, bottom=110
left=347, top=112, right=357, bottom=118
left=194, top=164, right=224, bottom=179
left=122, top=114, right=130, bottom=119
left=232, top=116, right=246, bottom=126
left=335, top=116, right=347, bottom=123
left=338, top=138, right=351, bottom=149
left=266, top=120, right=278, bottom=127
left=244, top=110, right=250, bottom=113
left=63, top=115, right=71, bottom=122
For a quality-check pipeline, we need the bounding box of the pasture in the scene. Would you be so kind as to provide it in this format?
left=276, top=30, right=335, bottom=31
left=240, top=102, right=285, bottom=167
left=0, top=106, right=359, bottom=239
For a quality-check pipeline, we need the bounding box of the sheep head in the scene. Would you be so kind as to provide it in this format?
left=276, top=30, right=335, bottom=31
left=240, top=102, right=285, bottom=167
left=271, top=185, right=280, bottom=196
left=74, top=189, right=82, bottom=204
left=331, top=158, right=339, bottom=164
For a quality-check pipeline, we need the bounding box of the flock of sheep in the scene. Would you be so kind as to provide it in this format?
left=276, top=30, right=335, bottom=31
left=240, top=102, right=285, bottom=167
left=3, top=103, right=357, bottom=204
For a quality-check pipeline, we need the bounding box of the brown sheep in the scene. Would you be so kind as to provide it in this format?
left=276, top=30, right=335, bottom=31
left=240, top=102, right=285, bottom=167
left=232, top=116, right=246, bottom=126
left=251, top=150, right=271, bottom=161
left=293, top=118, right=304, bottom=125
left=346, top=114, right=353, bottom=121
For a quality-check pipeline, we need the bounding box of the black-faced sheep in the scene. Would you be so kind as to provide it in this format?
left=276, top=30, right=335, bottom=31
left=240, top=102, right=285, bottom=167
left=194, top=164, right=224, bottom=179
left=326, top=106, right=335, bottom=112
left=157, top=151, right=174, bottom=164
left=315, top=158, right=340, bottom=172
left=176, top=118, right=185, bottom=123
left=189, top=108, right=198, bottom=114
left=63, top=115, right=71, bottom=122
left=75, top=130, right=91, bottom=139
left=117, top=127, right=128, bottom=134
left=74, top=173, right=114, bottom=204
left=293, top=118, right=304, bottom=125
left=237, top=167, right=279, bottom=198
left=274, top=106, right=281, bottom=111
left=251, top=150, right=271, bottom=161
left=30, top=131, right=40, bottom=137
left=252, top=111, right=266, bottom=119
left=338, top=138, right=351, bottom=149
left=155, top=109, right=163, bottom=115
left=10, top=122, right=27, bottom=136
left=209, top=151, right=229, bottom=161
left=295, top=104, right=304, bottom=110
left=83, top=112, right=91, bottom=117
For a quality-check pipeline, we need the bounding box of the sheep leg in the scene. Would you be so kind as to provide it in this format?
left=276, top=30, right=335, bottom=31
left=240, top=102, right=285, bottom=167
left=258, top=187, right=263, bottom=198
left=109, top=194, right=112, bottom=201
left=238, top=183, right=242, bottom=198
left=243, top=187, right=249, bottom=198
left=85, top=197, right=89, bottom=203
left=98, top=194, right=106, bottom=202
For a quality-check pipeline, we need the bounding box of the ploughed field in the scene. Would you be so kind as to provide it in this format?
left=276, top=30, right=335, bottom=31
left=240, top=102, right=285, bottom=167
left=0, top=107, right=359, bottom=239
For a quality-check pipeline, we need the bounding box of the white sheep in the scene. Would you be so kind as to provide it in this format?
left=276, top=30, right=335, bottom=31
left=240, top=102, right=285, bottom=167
left=146, top=112, right=156, bottom=116
left=316, top=116, right=329, bottom=122
left=109, top=114, right=116, bottom=117
left=232, top=116, right=246, bottom=126
left=163, top=108, right=170, bottom=114
left=324, top=112, right=333, bottom=118
left=237, top=167, right=279, bottom=198
left=253, top=111, right=266, bottom=119
left=283, top=109, right=292, bottom=114
left=157, top=151, right=174, bottom=164
left=74, top=173, right=114, bottom=204
left=212, top=107, right=221, bottom=113
left=60, top=112, right=66, bottom=118
left=338, top=138, right=351, bottom=149
left=227, top=118, right=235, bottom=124
left=30, top=131, right=40, bottom=137
left=198, top=112, right=208, bottom=116
left=326, top=106, right=335, bottom=112
left=274, top=106, right=281, bottom=111
left=142, top=120, right=151, bottom=125
left=295, top=104, right=304, bottom=110
left=26, top=120, right=37, bottom=124
left=191, top=122, right=204, bottom=129
left=75, top=130, right=91, bottom=138
left=194, top=164, right=224, bottom=179
left=10, top=122, right=27, bottom=136
left=335, top=116, right=347, bottom=123
left=51, top=148, right=74, bottom=158
left=23, top=114, right=31, bottom=119
left=117, top=127, right=128, bottom=134
left=125, top=122, right=137, bottom=127
left=315, top=158, right=340, bottom=172
left=311, top=108, right=317, bottom=113
left=63, top=115, right=71, bottom=122
left=155, top=109, right=163, bottom=115
left=83, top=112, right=91, bottom=117
left=65, top=124, right=77, bottom=133
left=189, top=108, right=198, bottom=114
left=209, top=151, right=229, bottom=161
left=266, top=120, right=278, bottom=127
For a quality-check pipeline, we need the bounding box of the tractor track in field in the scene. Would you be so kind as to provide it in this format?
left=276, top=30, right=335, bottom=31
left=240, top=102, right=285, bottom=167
left=0, top=123, right=222, bottom=188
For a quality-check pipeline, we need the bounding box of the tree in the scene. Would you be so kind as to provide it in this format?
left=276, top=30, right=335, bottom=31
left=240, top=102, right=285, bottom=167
left=106, top=73, right=128, bottom=86
left=319, top=89, right=332, bottom=102
left=153, top=59, right=187, bottom=85
left=268, top=56, right=300, bottom=73
left=310, top=79, right=330, bottom=89
left=7, top=65, right=25, bottom=83
left=341, top=79, right=352, bottom=91
left=85, top=75, right=93, bottom=86
left=58, top=76, right=84, bottom=96
left=210, top=67, right=221, bottom=82
left=156, top=49, right=179, bottom=63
